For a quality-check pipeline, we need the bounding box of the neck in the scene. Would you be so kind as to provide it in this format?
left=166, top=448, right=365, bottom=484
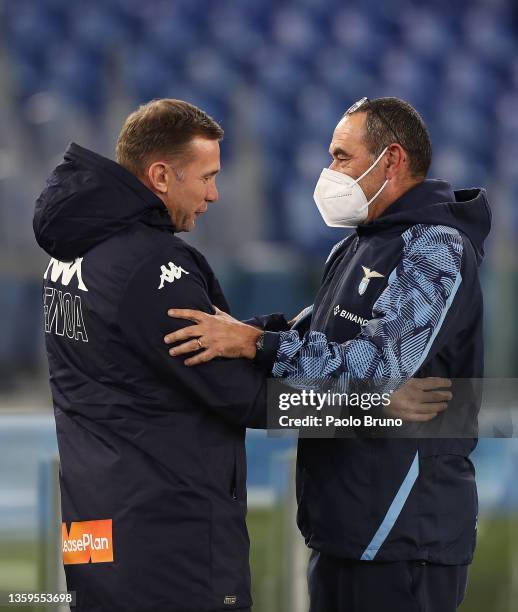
left=367, top=176, right=423, bottom=222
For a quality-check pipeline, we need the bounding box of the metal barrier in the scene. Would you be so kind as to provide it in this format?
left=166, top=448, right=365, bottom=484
left=37, top=456, right=68, bottom=612
left=6, top=416, right=518, bottom=612
left=271, top=448, right=309, bottom=612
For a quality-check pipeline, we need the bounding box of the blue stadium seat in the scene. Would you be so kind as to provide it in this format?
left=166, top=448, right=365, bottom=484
left=5, top=5, right=62, bottom=64
left=8, top=59, right=45, bottom=101
left=68, top=3, right=127, bottom=54
left=311, top=45, right=377, bottom=103
left=1, top=0, right=516, bottom=253
left=205, top=6, right=265, bottom=71
left=142, top=17, right=203, bottom=60
left=442, top=50, right=504, bottom=114
left=245, top=89, right=296, bottom=153
left=183, top=47, right=241, bottom=102
left=462, top=5, right=518, bottom=68
left=431, top=146, right=490, bottom=190
left=435, top=100, right=492, bottom=159
left=331, top=7, right=391, bottom=70
left=378, top=48, right=438, bottom=116
left=270, top=6, right=322, bottom=61
left=400, top=7, right=457, bottom=62
left=296, top=85, right=344, bottom=141
left=48, top=45, right=105, bottom=115
left=254, top=48, right=310, bottom=104
left=124, top=46, right=180, bottom=104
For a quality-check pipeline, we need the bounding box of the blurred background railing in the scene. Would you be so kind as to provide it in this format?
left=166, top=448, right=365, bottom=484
left=1, top=417, right=518, bottom=612
left=0, top=0, right=517, bottom=610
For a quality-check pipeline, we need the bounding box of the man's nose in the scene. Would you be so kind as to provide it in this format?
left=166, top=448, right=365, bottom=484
left=207, top=184, right=219, bottom=202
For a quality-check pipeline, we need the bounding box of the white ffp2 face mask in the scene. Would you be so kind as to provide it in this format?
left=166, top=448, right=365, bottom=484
left=313, top=147, right=389, bottom=228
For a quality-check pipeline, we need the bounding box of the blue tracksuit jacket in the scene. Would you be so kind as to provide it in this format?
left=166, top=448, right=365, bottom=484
left=255, top=179, right=491, bottom=565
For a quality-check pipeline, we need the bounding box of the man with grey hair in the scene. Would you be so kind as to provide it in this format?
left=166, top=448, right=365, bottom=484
left=165, top=96, right=491, bottom=611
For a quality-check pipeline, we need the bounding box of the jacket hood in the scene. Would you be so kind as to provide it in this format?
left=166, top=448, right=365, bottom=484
left=358, top=179, right=492, bottom=264
left=33, top=143, right=173, bottom=260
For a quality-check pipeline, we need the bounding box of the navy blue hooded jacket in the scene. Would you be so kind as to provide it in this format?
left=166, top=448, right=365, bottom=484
left=255, top=180, right=491, bottom=565
left=33, top=143, right=266, bottom=612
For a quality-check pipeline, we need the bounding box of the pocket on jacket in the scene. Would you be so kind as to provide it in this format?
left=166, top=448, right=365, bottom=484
left=203, top=444, right=236, bottom=498
left=419, top=454, right=478, bottom=563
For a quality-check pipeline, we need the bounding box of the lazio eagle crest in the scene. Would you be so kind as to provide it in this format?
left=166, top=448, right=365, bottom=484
left=359, top=266, right=384, bottom=295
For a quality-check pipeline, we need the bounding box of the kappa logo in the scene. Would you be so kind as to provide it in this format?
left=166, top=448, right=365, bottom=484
left=358, top=266, right=384, bottom=296
left=44, top=258, right=88, bottom=292
left=158, top=262, right=189, bottom=289
left=62, top=519, right=113, bottom=565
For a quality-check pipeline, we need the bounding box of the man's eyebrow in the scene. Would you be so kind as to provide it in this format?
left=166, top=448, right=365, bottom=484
left=329, top=146, right=351, bottom=157
left=204, top=168, right=220, bottom=177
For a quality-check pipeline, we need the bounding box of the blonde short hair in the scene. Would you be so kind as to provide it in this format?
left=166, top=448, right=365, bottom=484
left=116, top=99, right=223, bottom=177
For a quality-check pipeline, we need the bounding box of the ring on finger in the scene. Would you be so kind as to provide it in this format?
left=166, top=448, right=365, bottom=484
left=196, top=338, right=204, bottom=350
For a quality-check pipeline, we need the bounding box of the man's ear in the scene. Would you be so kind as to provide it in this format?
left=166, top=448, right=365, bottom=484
left=385, top=143, right=407, bottom=180
left=147, top=162, right=170, bottom=194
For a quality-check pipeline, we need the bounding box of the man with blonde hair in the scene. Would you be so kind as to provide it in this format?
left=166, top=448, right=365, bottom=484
left=34, top=99, right=265, bottom=612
